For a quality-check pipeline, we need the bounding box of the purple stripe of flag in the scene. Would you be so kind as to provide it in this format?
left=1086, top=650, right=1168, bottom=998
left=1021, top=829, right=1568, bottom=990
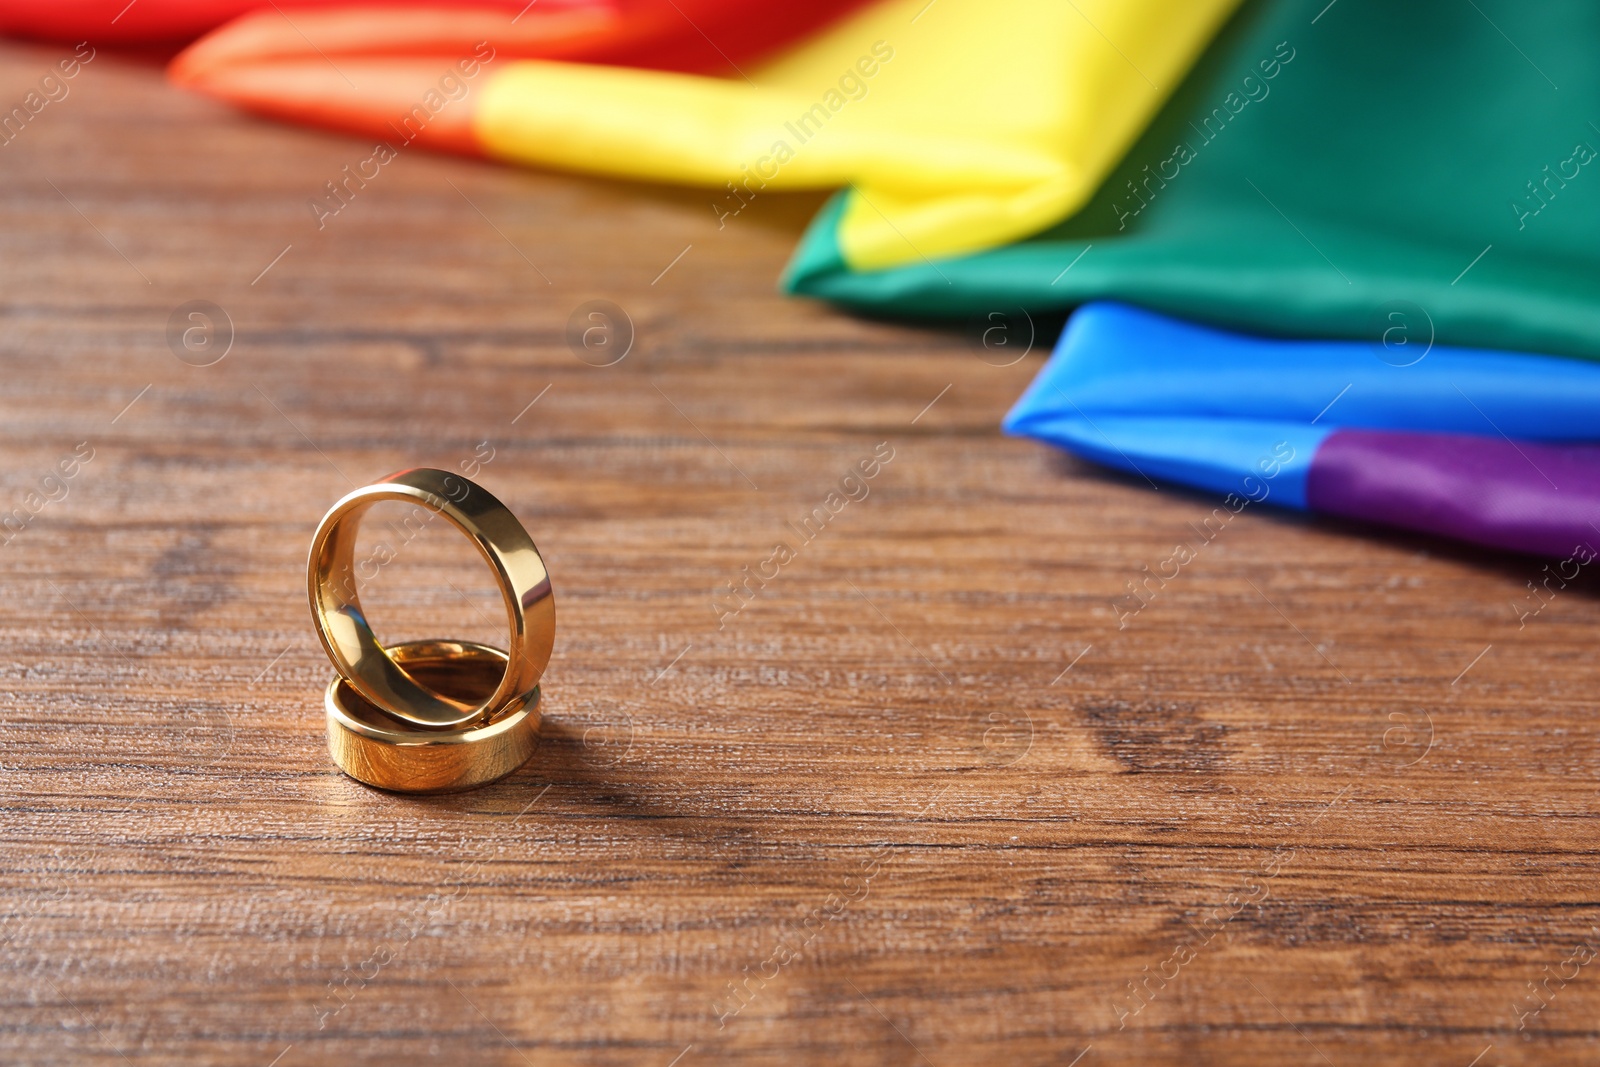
left=1307, top=429, right=1600, bottom=557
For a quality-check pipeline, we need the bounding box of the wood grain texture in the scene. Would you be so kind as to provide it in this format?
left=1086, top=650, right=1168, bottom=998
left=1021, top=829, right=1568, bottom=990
left=2, top=40, right=1599, bottom=1067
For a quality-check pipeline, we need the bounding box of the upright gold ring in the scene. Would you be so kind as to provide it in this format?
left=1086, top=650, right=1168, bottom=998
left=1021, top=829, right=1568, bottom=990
left=326, top=639, right=540, bottom=793
left=307, top=467, right=555, bottom=729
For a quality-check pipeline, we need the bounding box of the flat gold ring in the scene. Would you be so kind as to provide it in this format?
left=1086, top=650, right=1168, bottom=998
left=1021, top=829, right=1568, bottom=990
left=307, top=467, right=555, bottom=729
left=325, top=639, right=540, bottom=793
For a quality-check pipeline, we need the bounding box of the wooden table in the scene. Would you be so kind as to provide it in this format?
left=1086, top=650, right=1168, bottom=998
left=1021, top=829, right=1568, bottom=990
left=2, top=41, right=1598, bottom=1067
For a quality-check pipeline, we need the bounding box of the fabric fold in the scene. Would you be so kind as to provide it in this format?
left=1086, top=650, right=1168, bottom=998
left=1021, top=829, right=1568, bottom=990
left=1006, top=303, right=1600, bottom=556
left=790, top=0, right=1600, bottom=363
left=169, top=1, right=873, bottom=80
left=1307, top=431, right=1600, bottom=558
left=1, top=0, right=560, bottom=45
left=170, top=0, right=1240, bottom=272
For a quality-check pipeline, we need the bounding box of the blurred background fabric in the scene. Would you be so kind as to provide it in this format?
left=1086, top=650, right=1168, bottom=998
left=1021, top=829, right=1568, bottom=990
left=0, top=0, right=575, bottom=46
left=167, top=0, right=1240, bottom=270
left=788, top=0, right=1600, bottom=363
left=7, top=0, right=1592, bottom=560
left=1005, top=304, right=1600, bottom=557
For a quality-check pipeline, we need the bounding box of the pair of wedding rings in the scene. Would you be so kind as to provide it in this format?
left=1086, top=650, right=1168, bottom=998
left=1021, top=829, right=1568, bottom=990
left=307, top=468, right=555, bottom=793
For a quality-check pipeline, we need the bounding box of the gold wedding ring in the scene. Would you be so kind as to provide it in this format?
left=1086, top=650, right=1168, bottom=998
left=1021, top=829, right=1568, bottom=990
left=307, top=469, right=554, bottom=793
left=308, top=467, right=555, bottom=729
left=326, top=640, right=540, bottom=793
